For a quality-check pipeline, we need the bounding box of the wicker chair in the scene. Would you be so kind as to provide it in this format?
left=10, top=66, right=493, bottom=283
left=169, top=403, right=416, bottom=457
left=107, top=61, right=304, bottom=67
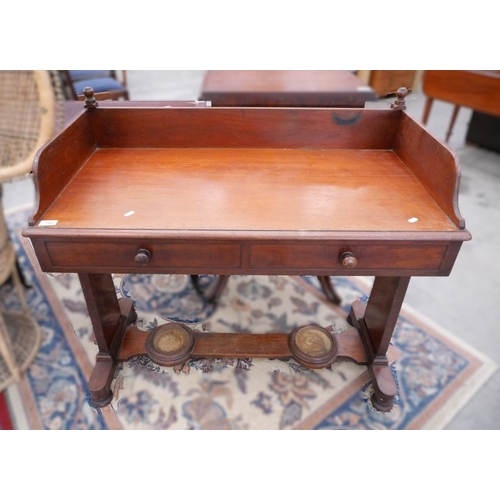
left=0, top=190, right=40, bottom=391
left=0, top=70, right=61, bottom=391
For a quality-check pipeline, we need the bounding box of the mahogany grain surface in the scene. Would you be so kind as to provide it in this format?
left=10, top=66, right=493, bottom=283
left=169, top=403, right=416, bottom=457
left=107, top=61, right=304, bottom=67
left=37, top=147, right=457, bottom=233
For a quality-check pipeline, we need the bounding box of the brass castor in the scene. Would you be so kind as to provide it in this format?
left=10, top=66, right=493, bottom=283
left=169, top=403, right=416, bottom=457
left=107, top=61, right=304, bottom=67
left=288, top=324, right=338, bottom=369
left=146, top=322, right=196, bottom=367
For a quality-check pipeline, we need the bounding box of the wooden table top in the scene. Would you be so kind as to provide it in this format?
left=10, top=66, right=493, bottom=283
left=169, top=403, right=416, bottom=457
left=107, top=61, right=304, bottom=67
left=199, top=70, right=377, bottom=107
left=38, top=147, right=457, bottom=233
left=27, top=105, right=470, bottom=244
left=25, top=104, right=471, bottom=281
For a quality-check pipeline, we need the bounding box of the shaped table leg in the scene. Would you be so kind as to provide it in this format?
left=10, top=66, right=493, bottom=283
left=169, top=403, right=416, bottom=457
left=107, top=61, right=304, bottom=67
left=191, top=274, right=230, bottom=304
left=348, top=276, right=410, bottom=412
left=317, top=276, right=342, bottom=304
left=78, top=273, right=136, bottom=407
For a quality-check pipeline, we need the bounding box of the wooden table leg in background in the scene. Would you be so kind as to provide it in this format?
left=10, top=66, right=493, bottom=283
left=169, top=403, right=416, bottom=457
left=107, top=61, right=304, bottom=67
left=206, top=275, right=230, bottom=304
left=422, top=97, right=434, bottom=125
left=422, top=96, right=460, bottom=143
left=348, top=276, right=410, bottom=412
left=317, top=276, right=342, bottom=305
left=78, top=273, right=137, bottom=407
left=194, top=274, right=343, bottom=305
left=445, top=105, right=461, bottom=142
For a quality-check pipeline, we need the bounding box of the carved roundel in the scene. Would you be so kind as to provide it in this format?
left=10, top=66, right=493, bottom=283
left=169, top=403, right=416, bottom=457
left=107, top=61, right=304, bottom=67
left=146, top=322, right=196, bottom=366
left=288, top=324, right=338, bottom=369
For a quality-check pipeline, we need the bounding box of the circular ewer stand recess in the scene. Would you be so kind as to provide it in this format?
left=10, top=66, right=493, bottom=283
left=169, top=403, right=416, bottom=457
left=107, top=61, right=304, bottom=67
left=146, top=322, right=196, bottom=366
left=288, top=324, right=338, bottom=369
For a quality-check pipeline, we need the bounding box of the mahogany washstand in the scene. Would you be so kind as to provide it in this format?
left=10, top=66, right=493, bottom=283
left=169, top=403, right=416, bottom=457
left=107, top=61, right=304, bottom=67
left=23, top=88, right=471, bottom=412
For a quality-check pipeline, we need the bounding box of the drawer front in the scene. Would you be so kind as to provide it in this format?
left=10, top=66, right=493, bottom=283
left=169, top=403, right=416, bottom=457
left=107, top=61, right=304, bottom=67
left=249, top=243, right=449, bottom=274
left=39, top=238, right=452, bottom=275
left=44, top=240, right=242, bottom=272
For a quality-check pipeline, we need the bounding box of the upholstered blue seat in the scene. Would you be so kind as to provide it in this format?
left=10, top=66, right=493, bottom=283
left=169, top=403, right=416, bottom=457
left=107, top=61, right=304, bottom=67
left=62, top=70, right=129, bottom=100
left=67, top=70, right=110, bottom=81
left=71, top=76, right=127, bottom=96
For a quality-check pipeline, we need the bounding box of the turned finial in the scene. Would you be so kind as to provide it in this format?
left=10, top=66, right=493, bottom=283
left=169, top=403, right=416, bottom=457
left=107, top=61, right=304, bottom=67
left=391, top=87, right=408, bottom=110
left=83, top=87, right=98, bottom=109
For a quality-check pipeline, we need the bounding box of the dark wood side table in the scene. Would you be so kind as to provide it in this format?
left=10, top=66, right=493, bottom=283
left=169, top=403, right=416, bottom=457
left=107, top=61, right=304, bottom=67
left=199, top=70, right=377, bottom=107
left=23, top=90, right=470, bottom=413
left=422, top=70, right=500, bottom=142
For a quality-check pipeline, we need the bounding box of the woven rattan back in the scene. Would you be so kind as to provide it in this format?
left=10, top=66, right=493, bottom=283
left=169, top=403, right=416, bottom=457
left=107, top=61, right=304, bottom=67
left=0, top=70, right=63, bottom=184
left=0, top=187, right=15, bottom=285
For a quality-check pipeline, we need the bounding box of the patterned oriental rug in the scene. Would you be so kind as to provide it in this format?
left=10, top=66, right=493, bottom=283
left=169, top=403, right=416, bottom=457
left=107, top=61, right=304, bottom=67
left=1, top=206, right=497, bottom=430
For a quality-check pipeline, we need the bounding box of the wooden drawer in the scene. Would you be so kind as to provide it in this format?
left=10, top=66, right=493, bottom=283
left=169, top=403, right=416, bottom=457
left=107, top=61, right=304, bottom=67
left=249, top=242, right=450, bottom=275
left=43, top=240, right=242, bottom=273
left=35, top=237, right=455, bottom=276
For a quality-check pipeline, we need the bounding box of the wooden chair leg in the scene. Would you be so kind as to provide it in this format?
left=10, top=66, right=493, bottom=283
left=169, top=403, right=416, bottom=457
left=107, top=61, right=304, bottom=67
left=190, top=274, right=201, bottom=294
left=445, top=105, right=460, bottom=142
left=317, top=276, right=342, bottom=305
left=422, top=97, right=433, bottom=125
left=191, top=275, right=230, bottom=304
left=206, top=275, right=230, bottom=303
left=193, top=275, right=342, bottom=305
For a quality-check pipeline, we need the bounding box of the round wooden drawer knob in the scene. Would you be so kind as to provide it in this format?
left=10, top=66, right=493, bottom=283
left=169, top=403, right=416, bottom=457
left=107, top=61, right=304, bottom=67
left=340, top=251, right=357, bottom=269
left=135, top=248, right=151, bottom=266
